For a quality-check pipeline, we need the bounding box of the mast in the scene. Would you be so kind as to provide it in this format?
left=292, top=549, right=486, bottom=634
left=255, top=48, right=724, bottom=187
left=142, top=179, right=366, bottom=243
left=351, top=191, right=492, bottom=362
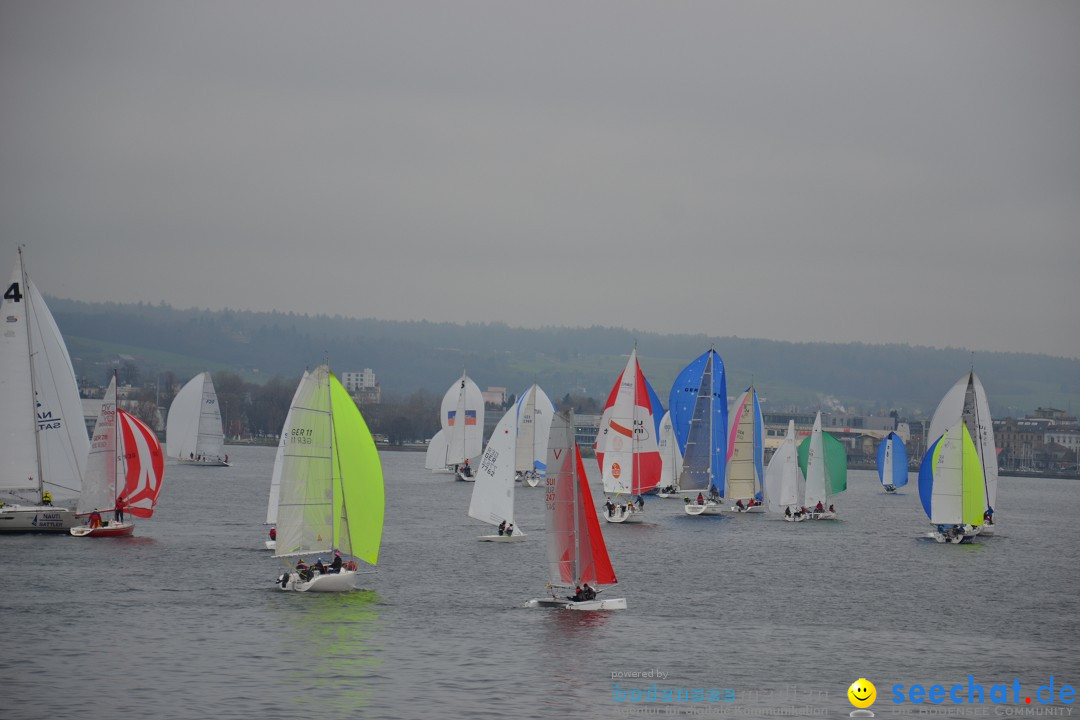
left=571, top=411, right=581, bottom=586
left=631, top=348, right=638, bottom=496
left=21, top=248, right=46, bottom=501
left=327, top=366, right=339, bottom=551
left=112, top=370, right=120, bottom=511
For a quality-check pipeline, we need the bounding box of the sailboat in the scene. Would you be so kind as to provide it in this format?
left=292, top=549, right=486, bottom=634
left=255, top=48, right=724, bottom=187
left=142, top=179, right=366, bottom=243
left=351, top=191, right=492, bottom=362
left=166, top=372, right=230, bottom=466
left=71, top=375, right=166, bottom=537
left=274, top=365, right=385, bottom=592
left=430, top=372, right=484, bottom=480
left=669, top=350, right=727, bottom=517
left=527, top=412, right=625, bottom=610
left=877, top=432, right=908, bottom=494
left=424, top=429, right=449, bottom=472
left=265, top=369, right=309, bottom=550
left=796, top=412, right=847, bottom=520
left=918, top=420, right=984, bottom=543
left=512, top=384, right=555, bottom=487
left=927, top=370, right=997, bottom=535
left=595, top=349, right=664, bottom=523
left=726, top=386, right=765, bottom=513
left=467, top=385, right=553, bottom=541
left=0, top=248, right=89, bottom=533
left=655, top=411, right=683, bottom=497
left=765, top=420, right=805, bottom=521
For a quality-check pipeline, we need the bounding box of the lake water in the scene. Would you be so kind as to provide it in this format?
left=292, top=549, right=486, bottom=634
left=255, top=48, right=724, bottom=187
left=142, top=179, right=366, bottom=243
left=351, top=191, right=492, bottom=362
left=3, top=445, right=1078, bottom=720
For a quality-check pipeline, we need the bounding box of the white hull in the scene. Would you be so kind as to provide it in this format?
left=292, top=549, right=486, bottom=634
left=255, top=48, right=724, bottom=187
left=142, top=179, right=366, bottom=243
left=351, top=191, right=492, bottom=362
left=0, top=505, right=76, bottom=533
left=784, top=514, right=806, bottom=522
left=684, top=501, right=722, bottom=516
left=602, top=506, right=644, bottom=523
left=928, top=525, right=980, bottom=544
left=729, top=504, right=765, bottom=514
left=979, top=522, right=995, bottom=536
left=478, top=533, right=525, bottom=542
left=807, top=511, right=838, bottom=521
left=175, top=458, right=230, bottom=467
left=455, top=470, right=475, bottom=482
left=265, top=540, right=276, bottom=550
left=277, top=569, right=367, bottom=592
left=526, top=597, right=627, bottom=611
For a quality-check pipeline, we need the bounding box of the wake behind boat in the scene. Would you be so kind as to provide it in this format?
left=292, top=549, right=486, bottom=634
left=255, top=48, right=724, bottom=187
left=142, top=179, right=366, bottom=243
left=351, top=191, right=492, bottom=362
left=527, top=412, right=625, bottom=611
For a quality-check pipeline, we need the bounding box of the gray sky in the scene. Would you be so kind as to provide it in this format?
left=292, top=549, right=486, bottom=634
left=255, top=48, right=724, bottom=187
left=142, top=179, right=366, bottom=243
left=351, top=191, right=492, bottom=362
left=2, top=1, right=1078, bottom=358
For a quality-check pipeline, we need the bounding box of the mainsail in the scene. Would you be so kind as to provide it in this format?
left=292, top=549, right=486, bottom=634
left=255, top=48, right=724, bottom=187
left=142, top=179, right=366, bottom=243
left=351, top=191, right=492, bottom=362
left=726, top=386, right=764, bottom=501
left=166, top=372, right=226, bottom=460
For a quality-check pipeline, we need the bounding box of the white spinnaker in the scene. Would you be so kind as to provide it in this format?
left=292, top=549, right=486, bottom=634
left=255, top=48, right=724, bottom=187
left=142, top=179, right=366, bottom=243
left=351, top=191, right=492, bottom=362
left=766, top=421, right=800, bottom=512
left=469, top=406, right=522, bottom=535
left=515, top=384, right=554, bottom=476
left=167, top=372, right=225, bottom=460
left=657, top=411, right=683, bottom=488
left=927, top=371, right=997, bottom=509
left=424, top=429, right=449, bottom=471
left=266, top=370, right=308, bottom=525
left=803, top=413, right=828, bottom=509
left=78, top=377, right=118, bottom=515
left=443, top=373, right=485, bottom=466
left=599, top=351, right=640, bottom=495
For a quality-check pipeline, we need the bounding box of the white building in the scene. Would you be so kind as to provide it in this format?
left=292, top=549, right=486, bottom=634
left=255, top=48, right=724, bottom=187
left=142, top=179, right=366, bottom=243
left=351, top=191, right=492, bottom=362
left=341, top=369, right=377, bottom=393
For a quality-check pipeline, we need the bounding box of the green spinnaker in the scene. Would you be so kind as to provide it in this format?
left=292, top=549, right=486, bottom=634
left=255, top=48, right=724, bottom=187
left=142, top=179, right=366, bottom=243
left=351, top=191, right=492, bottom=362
left=330, top=375, right=385, bottom=566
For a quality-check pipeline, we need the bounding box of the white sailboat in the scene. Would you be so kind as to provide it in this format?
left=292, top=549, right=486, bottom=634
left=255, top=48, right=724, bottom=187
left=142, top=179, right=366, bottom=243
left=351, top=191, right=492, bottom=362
left=527, top=412, right=625, bottom=611
left=726, top=386, right=765, bottom=513
left=513, top=384, right=555, bottom=487
left=919, top=420, right=984, bottom=543
left=274, top=365, right=385, bottom=593
left=0, top=248, right=89, bottom=533
left=71, top=374, right=166, bottom=538
left=765, top=421, right=805, bottom=521
left=166, top=372, right=230, bottom=466
left=265, top=369, right=308, bottom=550
left=797, top=412, right=847, bottom=520
left=430, top=372, right=484, bottom=480
left=927, top=370, right=997, bottom=535
left=424, top=429, right=450, bottom=473
left=655, top=411, right=683, bottom=497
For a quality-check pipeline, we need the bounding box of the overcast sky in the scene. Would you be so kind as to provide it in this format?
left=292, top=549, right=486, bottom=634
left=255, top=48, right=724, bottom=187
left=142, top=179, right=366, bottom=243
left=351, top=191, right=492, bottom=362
left=2, top=2, right=1078, bottom=358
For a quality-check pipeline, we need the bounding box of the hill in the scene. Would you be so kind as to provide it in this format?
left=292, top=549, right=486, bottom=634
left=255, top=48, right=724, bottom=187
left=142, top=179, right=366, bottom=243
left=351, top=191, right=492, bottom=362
left=49, top=298, right=1080, bottom=419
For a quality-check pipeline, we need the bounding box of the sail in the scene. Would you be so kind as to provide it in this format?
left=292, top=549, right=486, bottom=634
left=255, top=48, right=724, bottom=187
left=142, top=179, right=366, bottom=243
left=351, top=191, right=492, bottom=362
left=424, top=429, right=449, bottom=470
left=78, top=378, right=118, bottom=515
left=798, top=413, right=847, bottom=507
left=726, top=386, right=764, bottom=501
left=877, top=432, right=909, bottom=488
left=669, top=350, right=727, bottom=457
left=920, top=421, right=985, bottom=526
left=928, top=371, right=998, bottom=512
left=514, top=384, right=554, bottom=476
left=443, top=372, right=484, bottom=466
left=545, top=413, right=616, bottom=588
left=329, top=374, right=384, bottom=566
left=765, top=420, right=801, bottom=511
left=0, top=250, right=88, bottom=498
left=468, top=405, right=521, bottom=533
left=674, top=352, right=727, bottom=495
left=116, top=409, right=165, bottom=518
left=166, top=372, right=225, bottom=460
left=595, top=350, right=662, bottom=496
left=266, top=370, right=308, bottom=525
left=657, top=411, right=683, bottom=488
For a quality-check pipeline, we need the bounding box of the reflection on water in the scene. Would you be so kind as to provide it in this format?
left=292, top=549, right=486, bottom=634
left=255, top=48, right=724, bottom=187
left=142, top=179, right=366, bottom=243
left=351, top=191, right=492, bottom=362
left=274, top=590, right=383, bottom=716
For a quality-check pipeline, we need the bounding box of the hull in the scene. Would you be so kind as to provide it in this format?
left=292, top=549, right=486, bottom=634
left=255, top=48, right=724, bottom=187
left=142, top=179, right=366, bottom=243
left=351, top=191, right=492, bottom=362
left=176, top=458, right=230, bottom=467
left=455, top=469, right=475, bottom=482
left=784, top=514, right=806, bottom=522
left=883, top=485, right=897, bottom=494
left=265, top=540, right=276, bottom=550
left=516, top=471, right=542, bottom=487
left=808, top=511, right=838, bottom=521
left=478, top=534, right=526, bottom=542
left=928, top=524, right=980, bottom=544
left=278, top=569, right=366, bottom=593
left=0, top=505, right=76, bottom=533
left=656, top=488, right=681, bottom=499
left=526, top=596, right=627, bottom=611
left=70, top=520, right=135, bottom=538
left=979, top=523, right=995, bottom=537
left=729, top=504, right=765, bottom=514
left=684, top=501, right=722, bottom=516
left=602, top=505, right=644, bottom=523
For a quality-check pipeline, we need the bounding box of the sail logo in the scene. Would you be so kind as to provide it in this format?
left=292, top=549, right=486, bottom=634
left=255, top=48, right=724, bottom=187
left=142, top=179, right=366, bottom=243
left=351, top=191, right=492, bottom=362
left=36, top=410, right=63, bottom=431
left=611, top=463, right=622, bottom=479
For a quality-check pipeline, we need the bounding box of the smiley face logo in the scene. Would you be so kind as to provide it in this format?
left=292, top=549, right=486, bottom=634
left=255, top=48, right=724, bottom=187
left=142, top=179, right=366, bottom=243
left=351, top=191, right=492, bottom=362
left=847, top=678, right=876, bottom=709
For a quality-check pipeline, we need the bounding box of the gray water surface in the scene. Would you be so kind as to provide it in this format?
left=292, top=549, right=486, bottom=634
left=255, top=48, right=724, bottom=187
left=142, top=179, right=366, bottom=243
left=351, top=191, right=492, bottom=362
left=2, top=446, right=1077, bottom=719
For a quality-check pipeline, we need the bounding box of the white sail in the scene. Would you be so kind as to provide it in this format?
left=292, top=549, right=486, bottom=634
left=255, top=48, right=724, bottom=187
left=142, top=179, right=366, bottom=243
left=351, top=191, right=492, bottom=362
left=77, top=378, right=118, bottom=515
left=266, top=370, right=308, bottom=525
left=468, top=406, right=522, bottom=534
left=657, top=411, right=683, bottom=488
left=766, top=420, right=801, bottom=512
left=166, top=372, right=226, bottom=461
left=0, top=250, right=88, bottom=499
left=928, top=371, right=997, bottom=512
left=803, top=413, right=828, bottom=509
left=424, top=428, right=449, bottom=471
left=443, top=372, right=484, bottom=466
left=514, top=384, right=554, bottom=476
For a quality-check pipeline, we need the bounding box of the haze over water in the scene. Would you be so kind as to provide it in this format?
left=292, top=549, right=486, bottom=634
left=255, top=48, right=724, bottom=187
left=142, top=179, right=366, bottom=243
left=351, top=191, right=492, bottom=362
left=3, top=446, right=1077, bottom=719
